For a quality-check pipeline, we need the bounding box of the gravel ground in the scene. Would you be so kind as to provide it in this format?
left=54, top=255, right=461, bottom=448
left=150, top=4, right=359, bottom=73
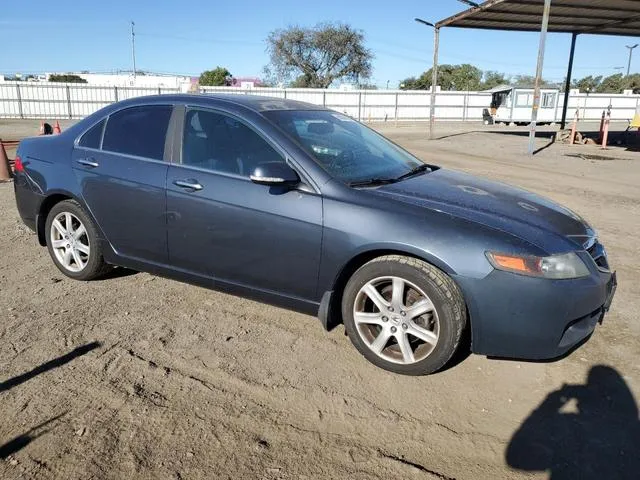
left=0, top=120, right=639, bottom=480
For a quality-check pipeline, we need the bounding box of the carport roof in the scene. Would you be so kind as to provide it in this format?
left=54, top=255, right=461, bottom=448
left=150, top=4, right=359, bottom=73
left=436, top=0, right=640, bottom=37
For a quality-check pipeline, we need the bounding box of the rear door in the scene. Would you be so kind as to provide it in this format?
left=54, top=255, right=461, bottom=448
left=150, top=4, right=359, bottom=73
left=165, top=107, right=323, bottom=301
left=72, top=104, right=173, bottom=263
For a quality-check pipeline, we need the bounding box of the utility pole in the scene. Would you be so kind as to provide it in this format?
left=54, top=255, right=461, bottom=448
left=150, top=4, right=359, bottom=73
left=131, top=21, right=137, bottom=80
left=626, top=44, right=638, bottom=76
left=414, top=18, right=438, bottom=140
left=527, top=0, right=551, bottom=156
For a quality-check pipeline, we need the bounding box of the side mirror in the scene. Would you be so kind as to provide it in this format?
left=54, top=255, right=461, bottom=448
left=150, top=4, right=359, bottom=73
left=250, top=162, right=300, bottom=187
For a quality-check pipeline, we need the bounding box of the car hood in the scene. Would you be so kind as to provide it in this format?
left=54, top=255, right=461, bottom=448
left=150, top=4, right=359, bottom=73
left=368, top=169, right=592, bottom=250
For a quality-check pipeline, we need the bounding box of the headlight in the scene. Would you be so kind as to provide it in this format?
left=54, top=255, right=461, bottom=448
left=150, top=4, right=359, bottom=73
left=485, top=251, right=590, bottom=279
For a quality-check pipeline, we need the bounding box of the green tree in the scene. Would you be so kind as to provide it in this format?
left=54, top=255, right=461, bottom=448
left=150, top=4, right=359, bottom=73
left=623, top=73, right=640, bottom=94
left=48, top=74, right=88, bottom=83
left=572, top=75, right=603, bottom=92
left=199, top=67, right=231, bottom=86
left=596, top=74, right=625, bottom=93
left=400, top=64, right=483, bottom=91
left=512, top=75, right=556, bottom=88
left=266, top=23, right=372, bottom=88
left=480, top=71, right=509, bottom=90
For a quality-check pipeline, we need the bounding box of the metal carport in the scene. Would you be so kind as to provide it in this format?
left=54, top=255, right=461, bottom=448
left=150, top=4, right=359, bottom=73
left=426, top=0, right=640, bottom=152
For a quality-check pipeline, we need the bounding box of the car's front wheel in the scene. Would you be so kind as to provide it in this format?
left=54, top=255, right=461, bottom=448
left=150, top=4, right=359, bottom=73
left=45, top=199, right=111, bottom=280
left=342, top=255, right=467, bottom=375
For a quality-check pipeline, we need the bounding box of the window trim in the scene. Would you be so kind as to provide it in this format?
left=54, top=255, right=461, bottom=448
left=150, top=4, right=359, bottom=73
left=177, top=105, right=320, bottom=193
left=74, top=117, right=107, bottom=150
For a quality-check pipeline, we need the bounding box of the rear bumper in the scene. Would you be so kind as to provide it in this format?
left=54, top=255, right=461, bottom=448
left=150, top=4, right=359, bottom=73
left=455, top=266, right=616, bottom=360
left=14, top=173, right=43, bottom=232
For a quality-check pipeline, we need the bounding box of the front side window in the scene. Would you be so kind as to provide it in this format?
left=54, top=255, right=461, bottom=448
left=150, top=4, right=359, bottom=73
left=264, top=110, right=424, bottom=184
left=78, top=119, right=105, bottom=149
left=102, top=105, right=172, bottom=160
left=182, top=109, right=285, bottom=177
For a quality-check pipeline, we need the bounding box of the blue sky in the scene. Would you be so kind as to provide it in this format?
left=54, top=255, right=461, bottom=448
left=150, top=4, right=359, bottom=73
left=2, top=0, right=638, bottom=87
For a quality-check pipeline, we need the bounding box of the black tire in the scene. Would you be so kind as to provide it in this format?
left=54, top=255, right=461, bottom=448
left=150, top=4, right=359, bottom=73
left=342, top=255, right=467, bottom=375
left=45, top=199, right=111, bottom=281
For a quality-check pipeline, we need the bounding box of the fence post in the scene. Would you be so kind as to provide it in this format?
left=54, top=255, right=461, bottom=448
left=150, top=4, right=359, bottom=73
left=322, top=90, right=326, bottom=107
left=358, top=92, right=362, bottom=121
left=394, top=92, right=399, bottom=125
left=283, top=89, right=287, bottom=99
left=66, top=85, right=72, bottom=119
left=15, top=83, right=24, bottom=119
left=463, top=92, right=468, bottom=122
left=114, top=86, right=118, bottom=102
left=158, top=87, right=161, bottom=95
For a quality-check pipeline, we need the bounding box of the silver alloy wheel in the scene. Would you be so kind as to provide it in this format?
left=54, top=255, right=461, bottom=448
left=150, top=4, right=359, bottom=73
left=353, top=276, right=440, bottom=365
left=50, top=211, right=90, bottom=273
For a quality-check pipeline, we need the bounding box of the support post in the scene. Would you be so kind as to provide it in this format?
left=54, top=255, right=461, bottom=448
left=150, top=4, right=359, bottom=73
left=394, top=92, right=399, bottom=125
left=560, top=32, right=578, bottom=129
left=430, top=27, right=440, bottom=140
left=66, top=85, right=72, bottom=119
left=358, top=91, right=362, bottom=121
left=114, top=86, right=119, bottom=102
left=16, top=83, right=24, bottom=119
left=528, top=0, right=552, bottom=156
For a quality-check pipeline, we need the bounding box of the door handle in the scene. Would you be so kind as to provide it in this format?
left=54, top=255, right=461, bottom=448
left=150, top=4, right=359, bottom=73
left=76, top=158, right=99, bottom=168
left=173, top=179, right=203, bottom=191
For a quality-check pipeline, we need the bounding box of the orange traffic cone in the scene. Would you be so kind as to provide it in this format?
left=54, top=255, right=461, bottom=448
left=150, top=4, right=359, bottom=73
left=53, top=120, right=62, bottom=134
left=0, top=140, right=12, bottom=181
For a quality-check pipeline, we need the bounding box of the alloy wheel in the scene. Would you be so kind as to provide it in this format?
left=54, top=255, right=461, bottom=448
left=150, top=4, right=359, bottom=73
left=353, top=276, right=440, bottom=364
left=50, top=211, right=90, bottom=273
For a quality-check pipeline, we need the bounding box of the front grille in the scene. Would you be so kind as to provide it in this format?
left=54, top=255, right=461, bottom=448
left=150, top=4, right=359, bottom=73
left=587, top=240, right=610, bottom=271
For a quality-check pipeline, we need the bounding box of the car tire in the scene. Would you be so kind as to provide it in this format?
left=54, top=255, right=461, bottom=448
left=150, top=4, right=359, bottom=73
left=342, top=255, right=466, bottom=375
left=45, top=199, right=111, bottom=281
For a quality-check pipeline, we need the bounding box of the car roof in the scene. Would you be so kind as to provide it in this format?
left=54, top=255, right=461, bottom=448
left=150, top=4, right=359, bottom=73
left=122, top=93, right=327, bottom=113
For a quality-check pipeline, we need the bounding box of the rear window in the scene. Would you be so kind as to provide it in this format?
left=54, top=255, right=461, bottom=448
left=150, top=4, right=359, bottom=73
left=78, top=119, right=105, bottom=149
left=102, top=105, right=172, bottom=160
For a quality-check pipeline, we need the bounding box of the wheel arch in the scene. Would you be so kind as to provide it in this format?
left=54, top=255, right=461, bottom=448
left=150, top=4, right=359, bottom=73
left=320, top=245, right=464, bottom=331
left=36, top=190, right=88, bottom=246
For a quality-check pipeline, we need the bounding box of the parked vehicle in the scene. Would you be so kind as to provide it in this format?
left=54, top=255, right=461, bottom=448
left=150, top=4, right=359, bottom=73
left=13, top=95, right=616, bottom=375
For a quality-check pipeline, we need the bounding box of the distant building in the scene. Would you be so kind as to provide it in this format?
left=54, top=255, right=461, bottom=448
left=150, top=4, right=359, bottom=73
left=43, top=72, right=193, bottom=89
left=228, top=77, right=263, bottom=89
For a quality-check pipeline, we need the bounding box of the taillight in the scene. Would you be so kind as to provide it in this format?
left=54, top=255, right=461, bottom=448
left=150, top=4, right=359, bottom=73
left=14, top=155, right=24, bottom=172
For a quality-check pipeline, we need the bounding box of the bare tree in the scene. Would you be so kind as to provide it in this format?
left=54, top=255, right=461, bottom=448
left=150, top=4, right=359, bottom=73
left=266, top=23, right=373, bottom=88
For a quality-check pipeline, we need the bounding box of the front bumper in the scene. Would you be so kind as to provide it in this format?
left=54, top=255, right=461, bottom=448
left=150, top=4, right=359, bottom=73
left=454, top=265, right=616, bottom=360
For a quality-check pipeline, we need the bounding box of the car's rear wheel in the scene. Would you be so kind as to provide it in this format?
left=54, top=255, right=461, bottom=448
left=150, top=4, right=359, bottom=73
left=45, top=200, right=111, bottom=280
left=342, top=255, right=466, bottom=375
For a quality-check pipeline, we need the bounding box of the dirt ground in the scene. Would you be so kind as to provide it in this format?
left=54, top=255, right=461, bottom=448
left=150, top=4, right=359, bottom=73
left=1, top=119, right=639, bottom=480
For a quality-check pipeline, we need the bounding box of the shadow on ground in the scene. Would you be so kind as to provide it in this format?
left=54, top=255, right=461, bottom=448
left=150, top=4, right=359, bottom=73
left=506, top=365, right=639, bottom=479
left=0, top=413, right=67, bottom=459
left=0, top=341, right=101, bottom=393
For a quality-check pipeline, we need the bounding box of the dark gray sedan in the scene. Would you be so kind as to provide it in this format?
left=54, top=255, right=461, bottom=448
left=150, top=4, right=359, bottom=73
left=13, top=94, right=616, bottom=375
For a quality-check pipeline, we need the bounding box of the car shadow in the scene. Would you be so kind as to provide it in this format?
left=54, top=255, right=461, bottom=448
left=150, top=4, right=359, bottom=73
left=0, top=412, right=67, bottom=459
left=99, top=267, right=138, bottom=280
left=0, top=341, right=101, bottom=393
left=506, top=365, right=640, bottom=479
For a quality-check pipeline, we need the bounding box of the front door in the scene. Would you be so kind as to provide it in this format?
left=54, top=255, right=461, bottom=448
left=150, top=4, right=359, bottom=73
left=166, top=107, right=322, bottom=301
left=72, top=104, right=173, bottom=263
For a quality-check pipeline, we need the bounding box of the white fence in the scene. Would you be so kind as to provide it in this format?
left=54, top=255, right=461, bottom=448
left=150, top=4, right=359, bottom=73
left=1, top=82, right=639, bottom=122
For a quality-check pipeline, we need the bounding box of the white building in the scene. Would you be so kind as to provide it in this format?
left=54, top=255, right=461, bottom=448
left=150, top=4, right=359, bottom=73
left=44, top=72, right=193, bottom=89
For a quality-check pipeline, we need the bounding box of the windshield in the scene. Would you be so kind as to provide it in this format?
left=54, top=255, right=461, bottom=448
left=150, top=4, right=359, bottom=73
left=264, top=109, right=428, bottom=185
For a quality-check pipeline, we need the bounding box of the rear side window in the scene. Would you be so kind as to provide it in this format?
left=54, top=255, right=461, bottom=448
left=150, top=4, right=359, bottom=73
left=78, top=119, right=105, bottom=149
left=102, top=105, right=172, bottom=160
